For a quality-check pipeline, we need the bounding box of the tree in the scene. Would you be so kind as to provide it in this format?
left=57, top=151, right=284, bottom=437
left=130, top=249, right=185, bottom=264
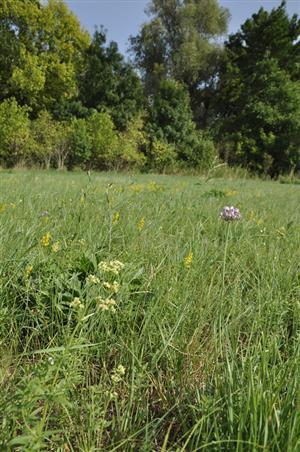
left=215, top=2, right=300, bottom=175
left=147, top=78, right=216, bottom=167
left=0, top=98, right=31, bottom=167
left=130, top=0, right=229, bottom=127
left=0, top=0, right=90, bottom=114
left=79, top=30, right=144, bottom=130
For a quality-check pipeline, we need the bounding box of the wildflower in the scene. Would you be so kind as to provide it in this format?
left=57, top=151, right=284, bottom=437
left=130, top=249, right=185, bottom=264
left=103, top=280, right=120, bottom=293
left=70, top=297, right=84, bottom=309
left=48, top=356, right=55, bottom=366
left=137, top=217, right=145, bottom=231
left=247, top=210, right=255, bottom=220
left=40, top=232, right=51, bottom=247
left=86, top=274, right=100, bottom=285
left=220, top=206, right=242, bottom=221
left=184, top=251, right=193, bottom=269
left=96, top=296, right=116, bottom=313
left=98, top=260, right=124, bottom=275
left=112, top=212, right=120, bottom=225
left=256, top=218, right=264, bottom=226
left=0, top=203, right=7, bottom=213
left=40, top=210, right=49, bottom=217
left=111, top=364, right=126, bottom=383
left=24, top=265, right=33, bottom=279
left=52, top=241, right=61, bottom=253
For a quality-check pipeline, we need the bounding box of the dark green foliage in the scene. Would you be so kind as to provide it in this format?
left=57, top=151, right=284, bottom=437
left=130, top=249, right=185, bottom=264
left=79, top=30, right=145, bottom=130
left=147, top=79, right=216, bottom=167
left=215, top=2, right=300, bottom=175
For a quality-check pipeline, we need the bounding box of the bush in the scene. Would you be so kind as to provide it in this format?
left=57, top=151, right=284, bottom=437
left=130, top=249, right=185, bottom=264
left=147, top=139, right=177, bottom=172
left=109, top=115, right=147, bottom=170
left=183, top=131, right=217, bottom=169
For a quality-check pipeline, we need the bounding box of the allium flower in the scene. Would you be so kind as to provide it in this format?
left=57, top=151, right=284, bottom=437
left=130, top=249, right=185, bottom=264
left=220, top=206, right=242, bottom=221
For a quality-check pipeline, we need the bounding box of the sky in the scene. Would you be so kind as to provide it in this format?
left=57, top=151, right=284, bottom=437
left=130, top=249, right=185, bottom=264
left=64, top=0, right=300, bottom=56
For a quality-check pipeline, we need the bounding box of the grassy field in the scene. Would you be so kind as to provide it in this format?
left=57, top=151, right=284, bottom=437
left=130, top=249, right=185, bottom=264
left=1, top=170, right=300, bottom=451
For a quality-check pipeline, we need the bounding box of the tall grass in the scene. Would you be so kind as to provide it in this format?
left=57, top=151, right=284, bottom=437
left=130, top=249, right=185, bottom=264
left=0, top=170, right=300, bottom=450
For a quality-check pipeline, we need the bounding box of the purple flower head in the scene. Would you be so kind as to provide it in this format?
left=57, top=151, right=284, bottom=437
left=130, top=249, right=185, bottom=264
left=220, top=206, right=242, bottom=221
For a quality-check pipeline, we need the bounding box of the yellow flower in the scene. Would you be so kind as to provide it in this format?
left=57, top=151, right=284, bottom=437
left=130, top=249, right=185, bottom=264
left=112, top=212, right=120, bottom=225
left=184, top=251, right=193, bottom=269
left=247, top=210, right=255, bottom=220
left=0, top=203, right=7, bottom=213
left=256, top=218, right=264, bottom=225
left=52, top=241, right=61, bottom=253
left=137, top=217, right=145, bottom=232
left=24, top=265, right=33, bottom=279
left=40, top=232, right=51, bottom=247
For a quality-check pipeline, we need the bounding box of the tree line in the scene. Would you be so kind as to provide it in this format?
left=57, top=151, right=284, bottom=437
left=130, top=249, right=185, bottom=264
left=0, top=0, right=299, bottom=175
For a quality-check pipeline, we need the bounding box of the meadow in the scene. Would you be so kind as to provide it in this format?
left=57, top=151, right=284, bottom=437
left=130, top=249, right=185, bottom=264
left=0, top=170, right=300, bottom=451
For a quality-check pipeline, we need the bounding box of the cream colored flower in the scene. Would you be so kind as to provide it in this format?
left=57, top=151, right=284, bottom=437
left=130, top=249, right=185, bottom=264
left=70, top=297, right=84, bottom=309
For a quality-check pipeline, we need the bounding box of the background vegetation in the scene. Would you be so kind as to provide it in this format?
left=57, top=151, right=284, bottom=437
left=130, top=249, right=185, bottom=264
left=0, top=0, right=299, bottom=175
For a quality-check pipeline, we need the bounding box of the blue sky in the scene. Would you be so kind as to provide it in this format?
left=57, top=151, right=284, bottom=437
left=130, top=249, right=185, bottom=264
left=64, top=0, right=300, bottom=56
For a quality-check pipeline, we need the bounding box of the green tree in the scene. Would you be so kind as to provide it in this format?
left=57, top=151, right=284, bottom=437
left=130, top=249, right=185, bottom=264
left=0, top=0, right=90, bottom=114
left=79, top=30, right=144, bottom=130
left=31, top=110, right=58, bottom=168
left=130, top=0, right=229, bottom=126
left=68, top=111, right=118, bottom=169
left=0, top=98, right=31, bottom=167
left=147, top=79, right=216, bottom=167
left=216, top=2, right=300, bottom=175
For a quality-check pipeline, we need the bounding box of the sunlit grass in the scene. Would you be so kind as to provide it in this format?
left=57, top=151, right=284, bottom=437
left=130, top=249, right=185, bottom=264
left=1, top=170, right=300, bottom=450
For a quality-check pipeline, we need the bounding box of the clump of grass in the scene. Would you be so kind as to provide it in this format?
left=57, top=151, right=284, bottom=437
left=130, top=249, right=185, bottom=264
left=0, top=170, right=300, bottom=450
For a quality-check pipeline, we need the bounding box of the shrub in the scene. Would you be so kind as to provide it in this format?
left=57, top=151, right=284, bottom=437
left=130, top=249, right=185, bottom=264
left=147, top=139, right=177, bottom=172
left=109, top=115, right=148, bottom=170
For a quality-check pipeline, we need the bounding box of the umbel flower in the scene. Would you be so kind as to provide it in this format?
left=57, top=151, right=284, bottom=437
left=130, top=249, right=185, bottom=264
left=220, top=206, right=242, bottom=221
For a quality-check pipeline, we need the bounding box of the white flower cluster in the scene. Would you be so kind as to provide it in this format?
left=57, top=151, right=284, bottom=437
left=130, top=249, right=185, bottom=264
left=96, top=296, right=117, bottom=313
left=111, top=364, right=126, bottom=383
left=86, top=274, right=100, bottom=285
left=98, top=260, right=125, bottom=275
left=103, top=280, right=120, bottom=293
left=70, top=297, right=84, bottom=309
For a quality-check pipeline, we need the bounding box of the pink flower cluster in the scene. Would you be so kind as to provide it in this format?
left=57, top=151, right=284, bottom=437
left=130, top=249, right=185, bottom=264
left=220, top=206, right=242, bottom=221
